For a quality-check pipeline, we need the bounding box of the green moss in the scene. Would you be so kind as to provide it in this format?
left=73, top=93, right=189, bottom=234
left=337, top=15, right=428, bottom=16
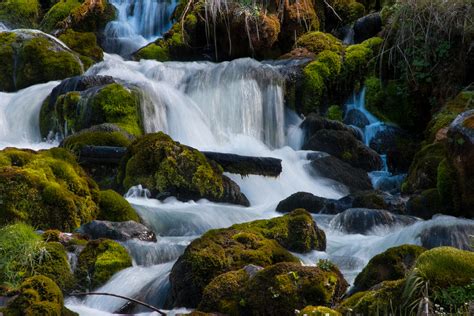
left=0, top=148, right=100, bottom=231
left=61, top=130, right=132, bottom=152
left=198, top=269, right=249, bottom=315
left=75, top=239, right=132, bottom=290
left=90, top=83, right=142, bottom=136
left=119, top=132, right=224, bottom=202
left=404, top=142, right=447, bottom=192
left=244, top=262, right=348, bottom=315
left=34, top=242, right=75, bottom=291
left=0, top=0, right=40, bottom=28
left=300, top=306, right=341, bottom=315
left=414, top=247, right=474, bottom=289
left=98, top=190, right=140, bottom=222
left=436, top=158, right=460, bottom=211
left=58, top=30, right=104, bottom=63
left=302, top=50, right=342, bottom=114
left=327, top=105, right=343, bottom=121
left=339, top=279, right=405, bottom=315
left=1, top=275, right=66, bottom=316
left=233, top=209, right=326, bottom=253
left=0, top=32, right=17, bottom=92
left=296, top=32, right=343, bottom=55
left=15, top=36, right=83, bottom=91
left=354, top=245, right=426, bottom=291
left=40, top=83, right=143, bottom=137
left=68, top=0, right=116, bottom=33
left=329, top=0, right=365, bottom=25
left=134, top=43, right=170, bottom=61
left=40, top=0, right=81, bottom=32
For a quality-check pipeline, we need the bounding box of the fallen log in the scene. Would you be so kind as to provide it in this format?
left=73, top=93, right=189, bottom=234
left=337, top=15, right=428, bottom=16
left=78, top=146, right=282, bottom=177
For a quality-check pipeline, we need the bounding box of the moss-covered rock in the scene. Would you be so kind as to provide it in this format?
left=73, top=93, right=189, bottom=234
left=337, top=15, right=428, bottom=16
left=299, top=306, right=340, bottom=315
left=118, top=132, right=248, bottom=205
left=61, top=124, right=134, bottom=152
left=75, top=238, right=132, bottom=290
left=58, top=29, right=104, bottom=68
left=403, top=142, right=447, bottom=193
left=325, top=0, right=366, bottom=30
left=338, top=279, right=405, bottom=315
left=0, top=30, right=84, bottom=92
left=0, top=0, right=40, bottom=29
left=134, top=42, right=170, bottom=61
left=296, top=32, right=343, bottom=56
left=0, top=148, right=100, bottom=231
left=413, top=246, right=474, bottom=289
left=170, top=210, right=325, bottom=307
left=98, top=189, right=139, bottom=222
left=40, top=82, right=143, bottom=138
left=56, top=0, right=116, bottom=33
left=406, top=188, right=445, bottom=219
left=233, top=209, right=326, bottom=253
left=1, top=275, right=77, bottom=316
left=198, top=262, right=347, bottom=316
left=353, top=245, right=426, bottom=292
left=40, top=0, right=81, bottom=32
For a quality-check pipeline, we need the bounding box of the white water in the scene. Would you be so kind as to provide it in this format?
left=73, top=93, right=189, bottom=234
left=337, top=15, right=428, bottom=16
left=103, top=0, right=178, bottom=56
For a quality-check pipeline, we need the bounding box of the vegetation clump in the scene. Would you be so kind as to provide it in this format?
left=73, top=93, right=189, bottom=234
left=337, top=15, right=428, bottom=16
left=0, top=0, right=41, bottom=28
left=97, top=190, right=140, bottom=222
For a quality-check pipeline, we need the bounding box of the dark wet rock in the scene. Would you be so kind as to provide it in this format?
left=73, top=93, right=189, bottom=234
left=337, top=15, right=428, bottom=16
left=354, top=13, right=382, bottom=43
left=369, top=125, right=405, bottom=155
left=309, top=155, right=373, bottom=193
left=78, top=220, right=157, bottom=242
left=330, top=208, right=418, bottom=234
left=243, top=264, right=263, bottom=278
left=301, top=113, right=362, bottom=141
left=276, top=192, right=335, bottom=213
left=304, top=129, right=382, bottom=171
left=419, top=221, right=474, bottom=251
left=351, top=190, right=407, bottom=214
left=371, top=173, right=406, bottom=193
left=344, top=109, right=370, bottom=128
left=406, top=189, right=445, bottom=220
left=221, top=175, right=251, bottom=207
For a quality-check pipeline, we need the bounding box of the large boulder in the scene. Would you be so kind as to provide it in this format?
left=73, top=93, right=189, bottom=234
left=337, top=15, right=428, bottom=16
left=169, top=210, right=325, bottom=307
left=118, top=132, right=249, bottom=206
left=0, top=148, right=100, bottom=231
left=40, top=79, right=143, bottom=139
left=75, top=238, right=132, bottom=290
left=97, top=189, right=140, bottom=222
left=344, top=109, right=370, bottom=129
left=275, top=191, right=340, bottom=214
left=199, top=262, right=348, bottom=316
left=0, top=30, right=84, bottom=92
left=77, top=220, right=156, bottom=242
left=330, top=208, right=417, bottom=234
left=0, top=0, right=40, bottom=29
left=309, top=155, right=373, bottom=193
left=353, top=245, right=426, bottom=292
left=301, top=113, right=362, bottom=141
left=350, top=190, right=407, bottom=214
left=304, top=129, right=382, bottom=171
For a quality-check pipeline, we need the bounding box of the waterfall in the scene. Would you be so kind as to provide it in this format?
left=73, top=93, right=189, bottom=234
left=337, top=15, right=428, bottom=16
left=103, top=0, right=178, bottom=56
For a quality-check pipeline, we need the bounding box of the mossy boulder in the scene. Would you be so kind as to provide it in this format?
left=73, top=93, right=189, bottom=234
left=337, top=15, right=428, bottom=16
left=296, top=32, right=343, bottom=56
left=1, top=275, right=77, bottom=316
left=75, top=238, right=132, bottom=290
left=169, top=210, right=325, bottom=307
left=406, top=188, right=445, bottom=219
left=0, top=148, right=100, bottom=231
left=0, top=223, right=74, bottom=290
left=58, top=29, right=104, bottom=68
left=0, top=0, right=40, bottom=29
left=413, top=246, right=474, bottom=289
left=338, top=279, right=405, bottom=315
left=299, top=306, right=340, bottom=315
left=199, top=262, right=348, bottom=316
left=97, top=189, right=140, bottom=222
left=353, top=245, right=426, bottom=292
left=40, top=0, right=82, bottom=32
left=324, top=0, right=366, bottom=30
left=0, top=30, right=84, bottom=92
left=40, top=82, right=143, bottom=138
left=118, top=132, right=249, bottom=205
left=61, top=124, right=134, bottom=152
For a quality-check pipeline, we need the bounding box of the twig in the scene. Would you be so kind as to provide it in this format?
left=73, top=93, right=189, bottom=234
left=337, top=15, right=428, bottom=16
left=70, top=292, right=166, bottom=315
left=323, top=0, right=342, bottom=22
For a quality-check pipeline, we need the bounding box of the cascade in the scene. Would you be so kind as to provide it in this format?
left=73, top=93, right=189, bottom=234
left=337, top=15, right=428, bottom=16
left=103, top=0, right=178, bottom=56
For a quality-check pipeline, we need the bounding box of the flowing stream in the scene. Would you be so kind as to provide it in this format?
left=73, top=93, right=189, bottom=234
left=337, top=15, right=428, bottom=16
left=0, top=6, right=473, bottom=316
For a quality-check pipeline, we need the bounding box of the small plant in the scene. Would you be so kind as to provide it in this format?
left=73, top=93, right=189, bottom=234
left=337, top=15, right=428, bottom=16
left=327, top=104, right=343, bottom=121
left=317, top=259, right=334, bottom=272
